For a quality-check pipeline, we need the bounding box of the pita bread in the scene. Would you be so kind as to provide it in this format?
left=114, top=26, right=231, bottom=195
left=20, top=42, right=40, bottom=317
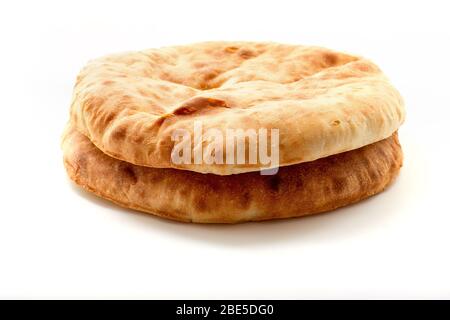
left=69, top=42, right=405, bottom=175
left=62, top=125, right=403, bottom=223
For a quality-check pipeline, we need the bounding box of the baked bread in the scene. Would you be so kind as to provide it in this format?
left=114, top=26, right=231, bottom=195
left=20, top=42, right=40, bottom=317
left=64, top=42, right=405, bottom=223
left=69, top=42, right=405, bottom=175
left=62, top=125, right=402, bottom=223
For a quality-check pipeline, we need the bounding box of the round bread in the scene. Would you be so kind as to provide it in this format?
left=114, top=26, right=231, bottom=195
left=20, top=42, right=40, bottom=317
left=62, top=125, right=403, bottom=223
left=69, top=41, right=405, bottom=175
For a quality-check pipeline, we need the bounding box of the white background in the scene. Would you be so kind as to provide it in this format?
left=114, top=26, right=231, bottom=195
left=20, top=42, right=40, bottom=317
left=0, top=0, right=449, bottom=299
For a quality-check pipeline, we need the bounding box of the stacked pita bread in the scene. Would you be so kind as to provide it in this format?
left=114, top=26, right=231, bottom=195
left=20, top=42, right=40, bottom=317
left=63, top=42, right=405, bottom=223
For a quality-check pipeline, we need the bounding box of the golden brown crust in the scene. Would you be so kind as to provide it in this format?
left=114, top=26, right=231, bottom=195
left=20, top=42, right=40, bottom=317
left=62, top=125, right=403, bottom=223
left=69, top=41, right=405, bottom=175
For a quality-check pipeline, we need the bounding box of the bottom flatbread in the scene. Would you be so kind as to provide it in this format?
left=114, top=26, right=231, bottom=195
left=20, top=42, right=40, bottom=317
left=62, top=125, right=403, bottom=223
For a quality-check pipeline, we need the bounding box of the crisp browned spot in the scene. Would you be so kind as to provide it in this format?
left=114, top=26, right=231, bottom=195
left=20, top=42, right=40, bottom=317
left=268, top=175, right=281, bottom=192
left=111, top=125, right=128, bottom=140
left=172, top=106, right=197, bottom=116
left=103, top=112, right=117, bottom=126
left=199, top=83, right=211, bottom=90
left=194, top=62, right=207, bottom=68
left=323, top=52, right=338, bottom=66
left=203, top=69, right=220, bottom=81
left=119, top=163, right=138, bottom=185
left=173, top=97, right=228, bottom=115
left=225, top=46, right=239, bottom=53
left=102, top=80, right=115, bottom=86
left=354, top=61, right=374, bottom=73
left=239, top=49, right=255, bottom=59
left=331, top=119, right=341, bottom=126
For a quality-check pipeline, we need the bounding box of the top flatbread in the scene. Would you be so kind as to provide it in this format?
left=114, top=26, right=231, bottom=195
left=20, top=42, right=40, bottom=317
left=69, top=41, right=404, bottom=175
